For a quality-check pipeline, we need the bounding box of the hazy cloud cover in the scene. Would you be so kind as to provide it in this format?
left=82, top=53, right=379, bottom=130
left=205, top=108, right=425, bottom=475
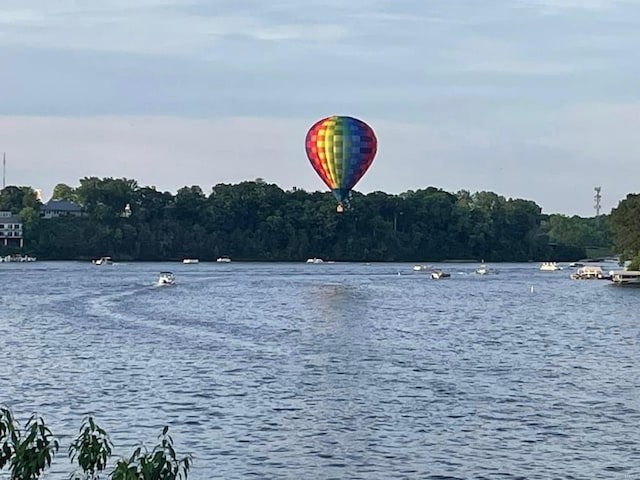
left=1, top=0, right=639, bottom=215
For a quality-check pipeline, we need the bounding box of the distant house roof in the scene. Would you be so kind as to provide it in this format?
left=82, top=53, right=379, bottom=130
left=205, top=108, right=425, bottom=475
left=0, top=210, right=21, bottom=224
left=0, top=214, right=22, bottom=224
left=43, top=200, right=83, bottom=212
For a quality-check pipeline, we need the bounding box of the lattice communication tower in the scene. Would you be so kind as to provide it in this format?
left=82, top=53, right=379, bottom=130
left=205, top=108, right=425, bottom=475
left=594, top=186, right=602, bottom=217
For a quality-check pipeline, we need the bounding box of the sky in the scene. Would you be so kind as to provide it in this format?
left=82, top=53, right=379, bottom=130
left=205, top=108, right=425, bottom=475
left=1, top=0, right=639, bottom=216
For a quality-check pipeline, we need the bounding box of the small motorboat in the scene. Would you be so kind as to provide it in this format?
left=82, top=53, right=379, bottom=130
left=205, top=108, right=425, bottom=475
left=216, top=256, right=231, bottom=263
left=431, top=270, right=451, bottom=279
left=158, top=272, right=175, bottom=286
left=183, top=258, right=199, bottom=264
left=306, top=257, right=323, bottom=264
left=475, top=264, right=499, bottom=275
left=92, top=256, right=113, bottom=265
left=540, top=262, right=563, bottom=271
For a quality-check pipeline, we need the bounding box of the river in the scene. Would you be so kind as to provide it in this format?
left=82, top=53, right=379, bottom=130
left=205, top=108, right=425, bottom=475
left=1, top=261, right=638, bottom=479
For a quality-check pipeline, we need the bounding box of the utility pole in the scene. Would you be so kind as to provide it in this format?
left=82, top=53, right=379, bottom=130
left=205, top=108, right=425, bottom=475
left=2, top=152, right=5, bottom=189
left=594, top=186, right=601, bottom=217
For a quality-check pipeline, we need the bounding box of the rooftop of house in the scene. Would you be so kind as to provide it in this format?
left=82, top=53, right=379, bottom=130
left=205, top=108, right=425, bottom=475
left=0, top=211, right=22, bottom=224
left=43, top=199, right=83, bottom=212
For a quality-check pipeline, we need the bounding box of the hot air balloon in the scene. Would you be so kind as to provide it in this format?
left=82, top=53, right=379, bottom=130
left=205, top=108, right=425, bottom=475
left=305, top=115, right=377, bottom=212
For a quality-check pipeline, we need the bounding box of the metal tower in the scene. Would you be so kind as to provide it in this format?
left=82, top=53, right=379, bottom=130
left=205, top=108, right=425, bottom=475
left=594, top=186, right=602, bottom=217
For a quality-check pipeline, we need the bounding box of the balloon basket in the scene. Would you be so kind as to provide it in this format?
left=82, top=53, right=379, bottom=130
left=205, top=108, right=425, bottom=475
left=336, top=204, right=344, bottom=213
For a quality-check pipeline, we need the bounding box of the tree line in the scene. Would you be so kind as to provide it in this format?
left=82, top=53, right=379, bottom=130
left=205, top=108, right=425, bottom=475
left=0, top=177, right=614, bottom=262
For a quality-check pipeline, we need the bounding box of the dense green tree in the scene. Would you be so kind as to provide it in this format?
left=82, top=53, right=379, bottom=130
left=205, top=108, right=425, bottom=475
left=609, top=193, right=640, bottom=267
left=9, top=177, right=613, bottom=262
left=75, top=177, right=138, bottom=219
left=0, top=186, right=41, bottom=213
left=51, top=183, right=76, bottom=202
left=541, top=213, right=611, bottom=251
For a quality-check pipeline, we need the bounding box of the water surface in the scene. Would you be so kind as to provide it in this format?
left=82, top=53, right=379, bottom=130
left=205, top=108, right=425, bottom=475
left=1, top=261, right=638, bottom=479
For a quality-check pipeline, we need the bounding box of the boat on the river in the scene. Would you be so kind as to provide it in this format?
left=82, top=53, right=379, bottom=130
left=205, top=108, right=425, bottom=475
left=158, top=272, right=175, bottom=286
left=540, top=262, right=562, bottom=271
left=92, top=256, right=112, bottom=265
left=609, top=270, right=640, bottom=286
left=570, top=265, right=605, bottom=280
left=431, top=270, right=451, bottom=279
left=0, top=254, right=36, bottom=262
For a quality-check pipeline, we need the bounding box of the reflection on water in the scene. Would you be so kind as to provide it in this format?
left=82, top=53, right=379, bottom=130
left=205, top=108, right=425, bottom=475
left=0, top=261, right=639, bottom=479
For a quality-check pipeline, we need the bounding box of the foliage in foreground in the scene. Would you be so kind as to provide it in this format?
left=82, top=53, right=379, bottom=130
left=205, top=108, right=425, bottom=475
left=0, top=408, right=58, bottom=480
left=0, top=408, right=191, bottom=480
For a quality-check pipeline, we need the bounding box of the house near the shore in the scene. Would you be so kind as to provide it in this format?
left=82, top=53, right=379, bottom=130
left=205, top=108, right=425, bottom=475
left=0, top=210, right=23, bottom=247
left=40, top=199, right=85, bottom=219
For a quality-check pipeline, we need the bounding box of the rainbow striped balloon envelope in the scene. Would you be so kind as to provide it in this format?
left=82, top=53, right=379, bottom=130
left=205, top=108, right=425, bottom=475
left=305, top=115, right=377, bottom=207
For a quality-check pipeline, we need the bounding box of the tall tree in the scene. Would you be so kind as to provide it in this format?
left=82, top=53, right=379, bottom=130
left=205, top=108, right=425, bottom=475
left=609, top=193, right=640, bottom=265
left=51, top=183, right=76, bottom=202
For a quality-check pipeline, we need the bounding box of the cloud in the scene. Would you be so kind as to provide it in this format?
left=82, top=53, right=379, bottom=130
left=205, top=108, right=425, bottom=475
left=1, top=1, right=639, bottom=216
left=0, top=115, right=355, bottom=205
left=514, top=0, right=628, bottom=11
left=0, top=114, right=478, bottom=204
left=0, top=1, right=350, bottom=55
left=538, top=102, right=640, bottom=166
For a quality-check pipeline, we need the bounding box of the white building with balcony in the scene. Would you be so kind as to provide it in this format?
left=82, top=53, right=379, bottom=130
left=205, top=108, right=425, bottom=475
left=0, top=210, right=23, bottom=247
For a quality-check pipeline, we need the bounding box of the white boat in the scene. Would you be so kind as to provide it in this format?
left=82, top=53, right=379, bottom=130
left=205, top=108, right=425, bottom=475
left=476, top=263, right=488, bottom=275
left=1, top=255, right=36, bottom=262
left=92, top=256, right=112, bottom=265
left=216, top=256, right=231, bottom=263
left=570, top=265, right=604, bottom=280
left=413, top=264, right=429, bottom=271
left=431, top=270, right=451, bottom=279
left=306, top=257, right=323, bottom=264
left=610, top=270, right=640, bottom=286
left=183, top=258, right=199, bottom=264
left=540, top=262, right=562, bottom=271
left=158, top=271, right=175, bottom=286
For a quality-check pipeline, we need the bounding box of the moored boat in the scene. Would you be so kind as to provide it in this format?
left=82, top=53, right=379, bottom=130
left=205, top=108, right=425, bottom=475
left=570, top=265, right=605, bottom=280
left=610, top=270, right=640, bottom=286
left=0, top=255, right=36, bottom=262
left=183, top=258, right=200, bottom=264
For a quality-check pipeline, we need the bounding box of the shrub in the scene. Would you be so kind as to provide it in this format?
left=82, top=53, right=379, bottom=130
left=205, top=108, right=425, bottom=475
left=0, top=408, right=192, bottom=480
